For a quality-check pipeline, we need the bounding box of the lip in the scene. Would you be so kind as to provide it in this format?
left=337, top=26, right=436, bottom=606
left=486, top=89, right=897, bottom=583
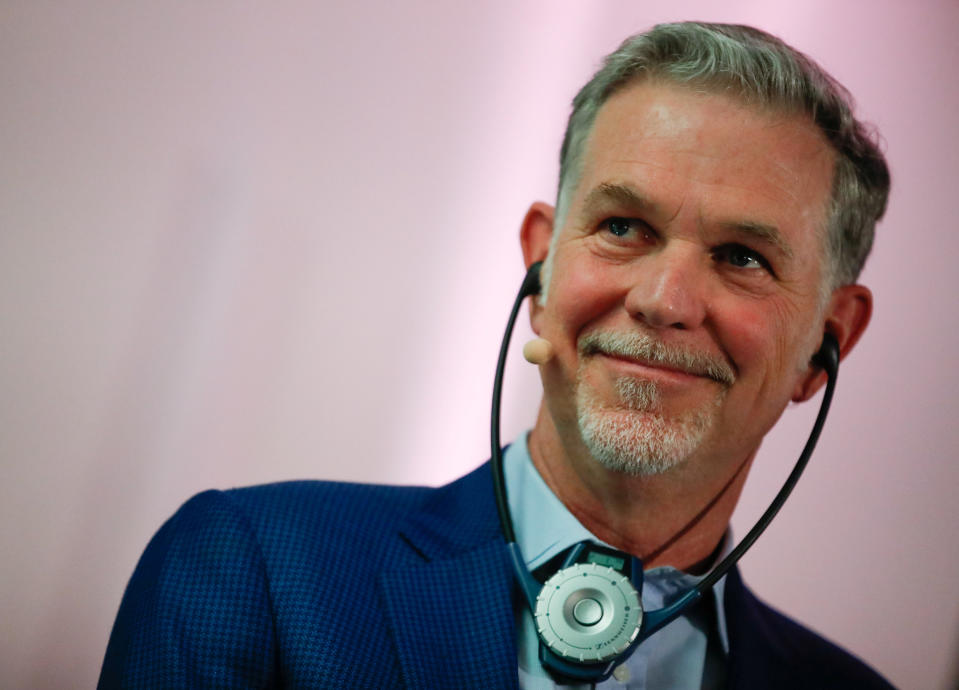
left=596, top=352, right=708, bottom=385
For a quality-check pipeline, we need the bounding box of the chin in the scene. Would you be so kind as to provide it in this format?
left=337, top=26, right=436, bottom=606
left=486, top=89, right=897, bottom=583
left=575, top=377, right=716, bottom=476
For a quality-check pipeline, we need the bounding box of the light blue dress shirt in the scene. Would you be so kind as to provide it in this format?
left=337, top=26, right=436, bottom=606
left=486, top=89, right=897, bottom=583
left=504, top=434, right=730, bottom=690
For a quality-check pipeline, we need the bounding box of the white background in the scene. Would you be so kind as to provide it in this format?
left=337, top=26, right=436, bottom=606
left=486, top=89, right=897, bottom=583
left=2, top=2, right=957, bottom=688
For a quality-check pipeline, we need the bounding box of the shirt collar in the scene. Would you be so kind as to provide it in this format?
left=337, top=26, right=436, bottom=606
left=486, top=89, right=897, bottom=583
left=503, top=432, right=731, bottom=654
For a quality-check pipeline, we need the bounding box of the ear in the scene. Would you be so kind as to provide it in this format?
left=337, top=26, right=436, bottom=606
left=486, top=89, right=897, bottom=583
left=792, top=284, right=872, bottom=402
left=519, top=202, right=555, bottom=334
left=520, top=201, right=554, bottom=269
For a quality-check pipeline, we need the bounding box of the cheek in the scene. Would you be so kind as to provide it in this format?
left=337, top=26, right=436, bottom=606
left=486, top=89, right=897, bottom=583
left=542, top=254, right=623, bottom=346
left=719, top=300, right=812, bottom=398
left=720, top=308, right=767, bottom=370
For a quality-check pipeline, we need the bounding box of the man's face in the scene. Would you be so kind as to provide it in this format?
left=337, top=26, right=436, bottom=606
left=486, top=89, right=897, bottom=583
left=532, top=81, right=836, bottom=476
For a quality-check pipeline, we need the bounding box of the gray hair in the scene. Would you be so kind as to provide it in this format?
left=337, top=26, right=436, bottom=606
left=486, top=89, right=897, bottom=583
left=546, top=22, right=889, bottom=294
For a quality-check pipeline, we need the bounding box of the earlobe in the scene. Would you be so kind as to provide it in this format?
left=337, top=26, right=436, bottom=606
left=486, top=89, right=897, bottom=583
left=519, top=202, right=556, bottom=334
left=792, top=284, right=873, bottom=402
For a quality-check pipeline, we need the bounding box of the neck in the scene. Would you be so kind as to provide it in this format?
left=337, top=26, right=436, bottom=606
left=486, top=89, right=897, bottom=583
left=527, top=404, right=755, bottom=572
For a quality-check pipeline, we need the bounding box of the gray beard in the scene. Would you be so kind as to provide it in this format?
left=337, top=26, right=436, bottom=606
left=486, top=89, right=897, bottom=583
left=576, top=374, right=720, bottom=476
left=573, top=330, right=733, bottom=476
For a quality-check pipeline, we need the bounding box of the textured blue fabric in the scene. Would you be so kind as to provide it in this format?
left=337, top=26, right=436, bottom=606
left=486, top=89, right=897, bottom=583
left=100, top=462, right=895, bottom=689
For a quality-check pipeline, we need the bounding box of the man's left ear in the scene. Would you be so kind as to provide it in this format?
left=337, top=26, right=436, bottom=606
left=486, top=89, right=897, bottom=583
left=519, top=201, right=556, bottom=334
left=792, top=284, right=873, bottom=402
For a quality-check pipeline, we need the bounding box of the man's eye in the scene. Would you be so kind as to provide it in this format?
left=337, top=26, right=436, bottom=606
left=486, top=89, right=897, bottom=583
left=715, top=244, right=770, bottom=271
left=600, top=217, right=647, bottom=239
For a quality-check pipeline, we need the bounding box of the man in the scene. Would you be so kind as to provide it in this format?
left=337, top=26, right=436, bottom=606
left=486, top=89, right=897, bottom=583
left=99, top=22, right=893, bottom=689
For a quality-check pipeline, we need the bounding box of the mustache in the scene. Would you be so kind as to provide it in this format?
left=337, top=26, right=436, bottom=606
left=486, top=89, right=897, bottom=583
left=578, top=331, right=736, bottom=386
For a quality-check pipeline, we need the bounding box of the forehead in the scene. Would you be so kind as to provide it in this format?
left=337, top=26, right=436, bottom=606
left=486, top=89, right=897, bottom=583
left=574, top=81, right=836, bottom=252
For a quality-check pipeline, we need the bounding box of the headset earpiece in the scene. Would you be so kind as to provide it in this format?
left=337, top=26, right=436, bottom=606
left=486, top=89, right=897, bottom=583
left=812, top=332, right=840, bottom=376
left=521, top=261, right=543, bottom=298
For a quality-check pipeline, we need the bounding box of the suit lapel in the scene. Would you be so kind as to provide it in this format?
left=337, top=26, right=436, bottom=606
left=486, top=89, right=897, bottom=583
left=380, top=539, right=518, bottom=689
left=380, top=463, right=520, bottom=689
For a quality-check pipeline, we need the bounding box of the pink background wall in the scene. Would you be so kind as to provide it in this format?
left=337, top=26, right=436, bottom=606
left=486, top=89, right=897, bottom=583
left=2, top=2, right=956, bottom=688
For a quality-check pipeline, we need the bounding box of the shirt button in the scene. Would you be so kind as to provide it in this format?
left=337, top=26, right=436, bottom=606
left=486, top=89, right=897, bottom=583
left=613, top=664, right=631, bottom=682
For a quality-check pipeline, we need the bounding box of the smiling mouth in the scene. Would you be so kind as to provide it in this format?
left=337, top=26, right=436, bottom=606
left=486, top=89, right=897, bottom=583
left=578, top=331, right=736, bottom=387
left=601, top=352, right=704, bottom=381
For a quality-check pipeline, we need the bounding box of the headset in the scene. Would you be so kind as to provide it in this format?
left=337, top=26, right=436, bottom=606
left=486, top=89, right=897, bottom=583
left=490, top=261, right=840, bottom=684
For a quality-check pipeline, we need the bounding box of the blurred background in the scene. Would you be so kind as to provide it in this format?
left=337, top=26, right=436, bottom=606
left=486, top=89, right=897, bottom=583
left=2, top=1, right=957, bottom=688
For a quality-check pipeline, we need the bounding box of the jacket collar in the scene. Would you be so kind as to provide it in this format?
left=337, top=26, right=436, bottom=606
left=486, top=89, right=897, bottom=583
left=379, top=463, right=520, bottom=689
left=394, top=463, right=502, bottom=560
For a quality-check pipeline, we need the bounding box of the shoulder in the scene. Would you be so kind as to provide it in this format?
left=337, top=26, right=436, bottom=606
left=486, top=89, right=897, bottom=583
left=100, top=470, right=494, bottom=687
left=161, top=463, right=498, bottom=571
left=225, top=478, right=435, bottom=537
left=110, top=479, right=432, bottom=619
left=152, top=478, right=440, bottom=570
left=725, top=568, right=895, bottom=689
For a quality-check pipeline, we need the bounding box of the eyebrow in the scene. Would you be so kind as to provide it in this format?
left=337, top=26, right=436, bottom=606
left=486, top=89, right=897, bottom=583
left=580, top=182, right=656, bottom=218
left=719, top=220, right=794, bottom=260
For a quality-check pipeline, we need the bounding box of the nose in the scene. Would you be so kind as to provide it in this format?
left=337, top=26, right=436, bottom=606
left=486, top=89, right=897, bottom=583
left=623, top=243, right=707, bottom=330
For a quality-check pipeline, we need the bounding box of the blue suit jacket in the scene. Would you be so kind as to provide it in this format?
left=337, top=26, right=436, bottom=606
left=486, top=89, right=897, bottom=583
left=99, top=463, right=894, bottom=688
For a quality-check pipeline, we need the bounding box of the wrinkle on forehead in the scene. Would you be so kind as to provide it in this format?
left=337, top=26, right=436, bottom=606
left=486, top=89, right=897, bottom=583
left=605, top=142, right=831, bottom=206
left=580, top=85, right=835, bottom=229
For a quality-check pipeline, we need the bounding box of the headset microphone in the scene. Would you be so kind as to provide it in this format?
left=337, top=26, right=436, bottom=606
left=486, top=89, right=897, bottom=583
left=522, top=338, right=554, bottom=365
left=491, top=261, right=841, bottom=684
